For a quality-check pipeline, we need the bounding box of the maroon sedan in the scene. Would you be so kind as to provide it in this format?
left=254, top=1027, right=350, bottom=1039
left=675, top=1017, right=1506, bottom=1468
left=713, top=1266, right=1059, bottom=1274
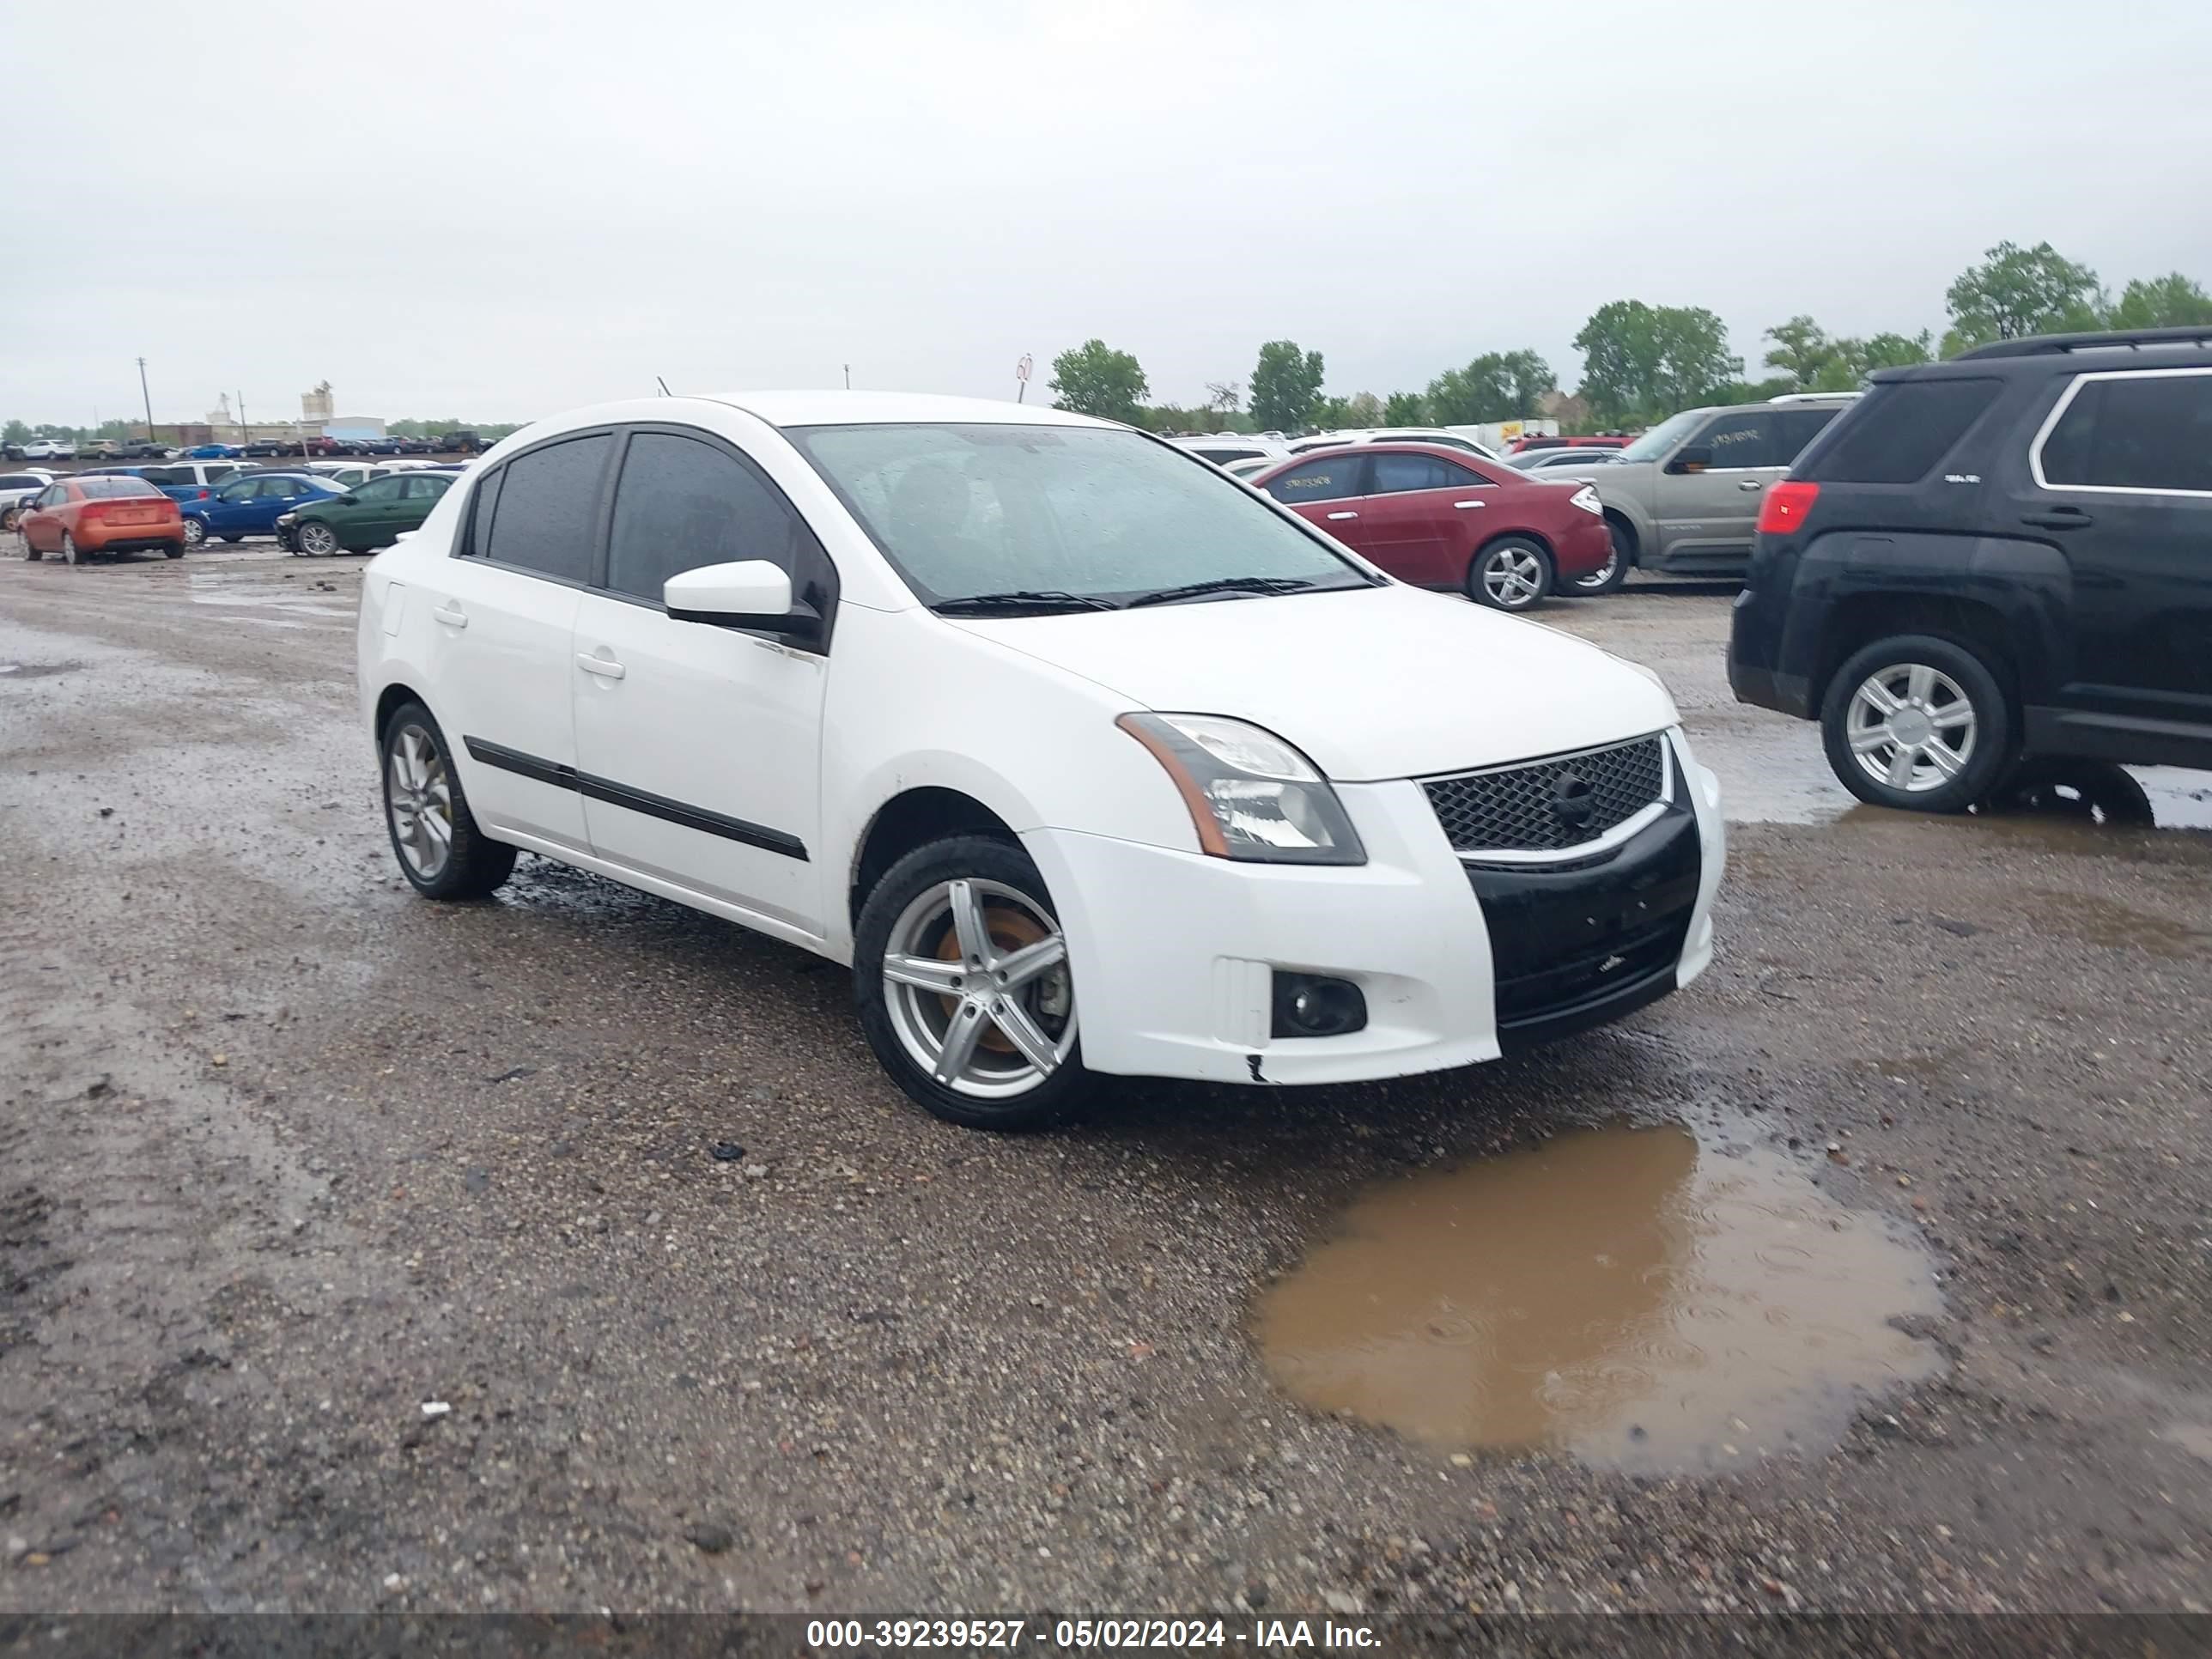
left=1249, top=443, right=1612, bottom=611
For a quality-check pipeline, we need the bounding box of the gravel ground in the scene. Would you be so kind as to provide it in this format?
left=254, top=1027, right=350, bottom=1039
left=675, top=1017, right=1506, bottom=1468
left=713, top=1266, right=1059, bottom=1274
left=3, top=548, right=2209, bottom=1630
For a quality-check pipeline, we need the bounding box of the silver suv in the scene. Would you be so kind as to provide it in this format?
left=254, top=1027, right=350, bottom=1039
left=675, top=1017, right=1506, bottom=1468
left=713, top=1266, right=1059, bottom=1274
left=1545, top=393, right=1857, bottom=591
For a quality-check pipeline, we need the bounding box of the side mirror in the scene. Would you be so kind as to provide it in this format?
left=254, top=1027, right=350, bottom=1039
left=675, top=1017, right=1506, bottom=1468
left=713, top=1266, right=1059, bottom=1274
left=665, top=560, right=818, bottom=641
left=1668, top=445, right=1714, bottom=475
left=337, top=493, right=360, bottom=505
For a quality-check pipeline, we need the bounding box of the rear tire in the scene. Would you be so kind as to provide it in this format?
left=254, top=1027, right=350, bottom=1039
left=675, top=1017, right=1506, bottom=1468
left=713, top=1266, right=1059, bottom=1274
left=1820, top=633, right=2014, bottom=814
left=379, top=701, right=516, bottom=900
left=163, top=543, right=185, bottom=558
left=62, top=532, right=85, bottom=566
left=1468, top=536, right=1553, bottom=612
left=854, top=835, right=1094, bottom=1131
left=182, top=518, right=207, bottom=547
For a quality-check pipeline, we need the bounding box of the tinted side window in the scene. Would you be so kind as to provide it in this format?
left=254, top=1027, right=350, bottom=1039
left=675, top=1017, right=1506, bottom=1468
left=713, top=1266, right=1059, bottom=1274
left=1266, top=458, right=1366, bottom=504
left=464, top=468, right=505, bottom=557
left=1774, top=408, right=1840, bottom=459
left=406, top=474, right=453, bottom=500
left=605, top=432, right=825, bottom=607
left=1370, top=453, right=1477, bottom=493
left=481, top=434, right=610, bottom=580
left=1692, top=413, right=1778, bottom=469
left=355, top=476, right=407, bottom=501
left=1802, top=380, right=2001, bottom=484
left=2040, top=372, right=2212, bottom=494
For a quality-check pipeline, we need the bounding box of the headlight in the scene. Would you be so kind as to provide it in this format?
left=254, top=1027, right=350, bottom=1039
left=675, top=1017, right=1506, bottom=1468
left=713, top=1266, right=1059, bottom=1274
left=276, top=512, right=297, bottom=527
left=1570, top=485, right=1602, bottom=515
left=1117, top=713, right=1366, bottom=866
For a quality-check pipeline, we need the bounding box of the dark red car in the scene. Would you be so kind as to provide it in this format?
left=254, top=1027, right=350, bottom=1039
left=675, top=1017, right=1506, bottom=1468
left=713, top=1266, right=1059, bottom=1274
left=1506, top=434, right=1632, bottom=455
left=18, top=476, right=185, bottom=563
left=1249, top=443, right=1612, bottom=611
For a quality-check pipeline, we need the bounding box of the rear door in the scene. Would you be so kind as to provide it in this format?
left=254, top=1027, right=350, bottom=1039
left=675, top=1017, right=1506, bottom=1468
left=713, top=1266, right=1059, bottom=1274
left=1658, top=409, right=1784, bottom=563
left=1356, top=450, right=1496, bottom=584
left=415, top=432, right=615, bottom=852
left=337, top=474, right=409, bottom=547
left=1261, top=453, right=1373, bottom=551
left=2022, top=365, right=2212, bottom=748
left=392, top=471, right=456, bottom=540
left=570, top=426, right=836, bottom=935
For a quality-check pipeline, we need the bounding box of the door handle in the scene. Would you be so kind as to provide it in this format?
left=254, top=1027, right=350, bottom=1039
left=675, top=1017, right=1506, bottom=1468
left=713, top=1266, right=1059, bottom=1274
left=430, top=604, right=467, bottom=629
left=1737, top=479, right=1766, bottom=492
left=1326, top=511, right=1358, bottom=521
left=2021, top=507, right=2092, bottom=530
left=1453, top=500, right=1486, bottom=509
left=576, top=653, right=625, bottom=680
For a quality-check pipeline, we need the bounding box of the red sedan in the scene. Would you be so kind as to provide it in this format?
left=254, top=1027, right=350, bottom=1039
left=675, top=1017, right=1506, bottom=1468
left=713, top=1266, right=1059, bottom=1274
left=19, top=476, right=186, bottom=564
left=1249, top=443, right=1611, bottom=611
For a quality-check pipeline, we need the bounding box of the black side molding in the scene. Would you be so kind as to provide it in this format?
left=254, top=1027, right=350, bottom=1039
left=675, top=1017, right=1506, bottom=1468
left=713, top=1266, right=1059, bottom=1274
left=462, top=738, right=808, bottom=861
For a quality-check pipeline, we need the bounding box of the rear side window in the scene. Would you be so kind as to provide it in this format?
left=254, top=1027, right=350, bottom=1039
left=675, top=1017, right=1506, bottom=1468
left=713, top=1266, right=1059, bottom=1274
left=1801, top=380, right=2001, bottom=484
left=481, top=434, right=611, bottom=581
left=354, top=476, right=407, bottom=501
left=1266, top=458, right=1366, bottom=503
left=604, top=431, right=828, bottom=610
left=1692, top=412, right=1778, bottom=469
left=405, top=474, right=453, bottom=500
left=2039, top=371, right=2212, bottom=495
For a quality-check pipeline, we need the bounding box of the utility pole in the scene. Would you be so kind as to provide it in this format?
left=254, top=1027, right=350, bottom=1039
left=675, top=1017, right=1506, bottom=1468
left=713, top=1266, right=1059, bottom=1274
left=237, top=391, right=247, bottom=450
left=137, top=357, right=154, bottom=440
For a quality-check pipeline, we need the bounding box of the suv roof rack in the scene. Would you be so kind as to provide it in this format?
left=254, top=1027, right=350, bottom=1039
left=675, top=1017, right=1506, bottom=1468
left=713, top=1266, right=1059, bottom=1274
left=1955, top=325, right=2212, bottom=360
left=1767, top=392, right=1863, bottom=403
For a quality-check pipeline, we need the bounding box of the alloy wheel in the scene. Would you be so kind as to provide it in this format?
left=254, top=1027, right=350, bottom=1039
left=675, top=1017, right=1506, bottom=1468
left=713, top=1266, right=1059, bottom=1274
left=299, top=521, right=339, bottom=556
left=183, top=518, right=207, bottom=547
left=880, top=878, right=1075, bottom=1099
left=1480, top=545, right=1545, bottom=608
left=1571, top=544, right=1620, bottom=591
left=386, top=723, right=456, bottom=881
left=1844, top=662, right=1978, bottom=793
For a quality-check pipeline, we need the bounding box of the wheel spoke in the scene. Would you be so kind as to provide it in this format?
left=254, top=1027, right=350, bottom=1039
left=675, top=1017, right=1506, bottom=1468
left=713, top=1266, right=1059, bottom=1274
left=990, top=1000, right=1059, bottom=1076
left=420, top=809, right=452, bottom=847
left=1923, top=742, right=1964, bottom=777
left=1859, top=680, right=1903, bottom=717
left=883, top=953, right=963, bottom=994
left=1850, top=726, right=1893, bottom=755
left=947, top=880, right=990, bottom=968
left=1906, top=664, right=1936, bottom=703
left=1887, top=747, right=1919, bottom=787
left=933, top=1000, right=988, bottom=1084
left=1929, top=702, right=1974, bottom=731
left=995, top=933, right=1066, bottom=990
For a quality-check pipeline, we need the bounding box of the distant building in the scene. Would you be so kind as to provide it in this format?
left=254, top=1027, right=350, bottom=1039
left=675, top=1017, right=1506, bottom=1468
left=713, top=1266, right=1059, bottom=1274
left=323, top=416, right=388, bottom=442
left=302, top=381, right=335, bottom=423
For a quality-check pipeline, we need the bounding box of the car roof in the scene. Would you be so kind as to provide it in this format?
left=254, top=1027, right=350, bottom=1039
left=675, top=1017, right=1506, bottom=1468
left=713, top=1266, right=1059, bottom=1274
left=709, top=390, right=1113, bottom=430
left=1882, top=328, right=2212, bottom=380
left=1255, top=441, right=1498, bottom=472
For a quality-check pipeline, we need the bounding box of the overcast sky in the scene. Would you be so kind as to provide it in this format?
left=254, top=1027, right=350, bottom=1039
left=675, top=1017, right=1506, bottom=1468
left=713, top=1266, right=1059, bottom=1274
left=6, top=1, right=2210, bottom=427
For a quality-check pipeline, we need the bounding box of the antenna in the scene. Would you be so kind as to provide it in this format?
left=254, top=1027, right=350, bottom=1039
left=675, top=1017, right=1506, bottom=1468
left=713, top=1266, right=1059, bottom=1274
left=656, top=376, right=672, bottom=397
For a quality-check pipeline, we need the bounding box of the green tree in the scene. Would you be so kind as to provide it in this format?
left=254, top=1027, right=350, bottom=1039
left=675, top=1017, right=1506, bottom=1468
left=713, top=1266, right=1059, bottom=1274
left=2108, top=272, right=2212, bottom=330
left=1942, top=241, right=2106, bottom=355
left=1310, top=395, right=1356, bottom=430
left=1854, top=330, right=1936, bottom=372
left=1382, top=392, right=1426, bottom=426
left=1763, top=315, right=1837, bottom=389
left=3, top=420, right=29, bottom=445
left=1048, top=339, right=1150, bottom=422
left=1574, top=301, right=1741, bottom=424
left=1249, top=340, right=1326, bottom=432
left=1424, top=349, right=1555, bottom=424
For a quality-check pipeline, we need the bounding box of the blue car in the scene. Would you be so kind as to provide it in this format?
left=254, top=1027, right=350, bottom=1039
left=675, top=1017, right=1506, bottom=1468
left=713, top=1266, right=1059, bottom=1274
left=185, top=442, right=242, bottom=459
left=182, top=471, right=344, bottom=546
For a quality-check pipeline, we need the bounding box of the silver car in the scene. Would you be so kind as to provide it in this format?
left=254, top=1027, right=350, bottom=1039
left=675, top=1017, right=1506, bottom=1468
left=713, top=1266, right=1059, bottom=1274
left=1543, top=394, right=1857, bottom=592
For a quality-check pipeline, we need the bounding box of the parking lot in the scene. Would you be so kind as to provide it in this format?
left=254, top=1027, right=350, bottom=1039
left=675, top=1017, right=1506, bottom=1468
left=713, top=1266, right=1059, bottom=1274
left=3, top=544, right=2210, bottom=1620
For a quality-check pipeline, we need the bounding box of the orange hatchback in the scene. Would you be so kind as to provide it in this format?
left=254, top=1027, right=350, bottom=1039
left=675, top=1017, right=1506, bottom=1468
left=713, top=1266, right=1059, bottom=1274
left=20, top=476, right=186, bottom=564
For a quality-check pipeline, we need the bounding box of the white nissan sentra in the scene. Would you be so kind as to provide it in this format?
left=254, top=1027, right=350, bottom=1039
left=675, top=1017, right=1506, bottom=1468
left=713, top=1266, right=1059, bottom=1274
left=356, top=392, right=1723, bottom=1129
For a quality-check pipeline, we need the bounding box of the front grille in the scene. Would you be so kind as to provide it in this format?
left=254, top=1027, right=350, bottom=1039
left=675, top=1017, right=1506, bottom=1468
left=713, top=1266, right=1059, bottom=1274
left=1422, top=735, right=1665, bottom=854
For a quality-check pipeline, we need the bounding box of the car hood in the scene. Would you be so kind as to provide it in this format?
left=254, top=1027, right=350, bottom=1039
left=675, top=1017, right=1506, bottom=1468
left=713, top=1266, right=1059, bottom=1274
left=944, top=582, right=1676, bottom=781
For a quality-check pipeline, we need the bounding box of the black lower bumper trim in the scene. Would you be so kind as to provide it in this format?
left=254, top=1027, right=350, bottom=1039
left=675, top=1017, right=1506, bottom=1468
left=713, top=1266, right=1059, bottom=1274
left=1497, top=957, right=1680, bottom=1053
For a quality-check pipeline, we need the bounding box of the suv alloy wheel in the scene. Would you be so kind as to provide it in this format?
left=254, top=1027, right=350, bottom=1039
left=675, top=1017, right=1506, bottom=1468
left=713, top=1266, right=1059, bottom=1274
left=1820, top=633, right=2014, bottom=813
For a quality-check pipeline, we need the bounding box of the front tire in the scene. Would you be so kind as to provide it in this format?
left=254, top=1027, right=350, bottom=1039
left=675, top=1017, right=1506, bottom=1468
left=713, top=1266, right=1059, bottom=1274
left=1820, top=634, right=2014, bottom=814
left=220, top=533, right=243, bottom=544
left=1571, top=520, right=1634, bottom=594
left=854, top=835, right=1093, bottom=1131
left=298, top=520, right=340, bottom=557
left=1468, top=536, right=1553, bottom=611
left=379, top=702, right=516, bottom=899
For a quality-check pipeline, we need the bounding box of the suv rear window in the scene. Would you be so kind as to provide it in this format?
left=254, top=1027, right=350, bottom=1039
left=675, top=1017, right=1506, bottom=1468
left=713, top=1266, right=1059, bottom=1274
left=2039, top=371, right=2212, bottom=495
left=1799, top=379, right=2001, bottom=484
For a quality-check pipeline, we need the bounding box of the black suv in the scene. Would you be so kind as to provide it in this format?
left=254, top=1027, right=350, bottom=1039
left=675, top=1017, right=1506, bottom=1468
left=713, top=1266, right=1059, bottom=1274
left=1729, top=326, right=2212, bottom=812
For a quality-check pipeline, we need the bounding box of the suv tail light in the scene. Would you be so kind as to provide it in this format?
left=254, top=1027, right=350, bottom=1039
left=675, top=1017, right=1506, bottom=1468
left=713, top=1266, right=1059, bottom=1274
left=1756, top=480, right=1820, bottom=536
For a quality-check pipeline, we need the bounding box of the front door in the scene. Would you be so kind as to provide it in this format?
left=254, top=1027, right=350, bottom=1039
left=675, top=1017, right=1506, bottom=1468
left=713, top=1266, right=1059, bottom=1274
left=416, top=431, right=616, bottom=852
left=1355, top=449, right=1497, bottom=585
left=1658, top=409, right=1785, bottom=565
left=2021, top=366, right=2212, bottom=746
left=569, top=428, right=833, bottom=936
left=334, top=474, right=408, bottom=548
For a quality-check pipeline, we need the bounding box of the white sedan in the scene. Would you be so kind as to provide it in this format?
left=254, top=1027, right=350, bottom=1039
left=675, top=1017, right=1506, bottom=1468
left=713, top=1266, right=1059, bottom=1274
left=356, top=392, right=1723, bottom=1128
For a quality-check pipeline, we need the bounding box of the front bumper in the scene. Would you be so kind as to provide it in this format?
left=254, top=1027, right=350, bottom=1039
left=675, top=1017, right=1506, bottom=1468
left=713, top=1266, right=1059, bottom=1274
left=1025, top=728, right=1723, bottom=1085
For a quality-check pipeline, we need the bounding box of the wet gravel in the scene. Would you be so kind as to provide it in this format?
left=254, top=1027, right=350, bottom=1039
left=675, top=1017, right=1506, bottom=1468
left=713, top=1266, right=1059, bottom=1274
left=3, top=549, right=2210, bottom=1621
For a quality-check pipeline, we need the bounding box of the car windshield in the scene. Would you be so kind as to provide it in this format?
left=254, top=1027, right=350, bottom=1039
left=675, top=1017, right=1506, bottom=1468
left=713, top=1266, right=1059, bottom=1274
left=787, top=422, right=1375, bottom=610
left=1615, top=409, right=1707, bottom=464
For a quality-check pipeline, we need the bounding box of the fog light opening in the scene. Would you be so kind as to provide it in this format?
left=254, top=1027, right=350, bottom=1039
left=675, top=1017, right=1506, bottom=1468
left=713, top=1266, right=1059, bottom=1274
left=1272, top=973, right=1368, bottom=1039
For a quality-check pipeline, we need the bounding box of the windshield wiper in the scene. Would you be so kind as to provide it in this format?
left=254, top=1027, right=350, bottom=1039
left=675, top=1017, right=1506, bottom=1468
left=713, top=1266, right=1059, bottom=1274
left=933, top=589, right=1121, bottom=617
left=1124, top=575, right=1329, bottom=608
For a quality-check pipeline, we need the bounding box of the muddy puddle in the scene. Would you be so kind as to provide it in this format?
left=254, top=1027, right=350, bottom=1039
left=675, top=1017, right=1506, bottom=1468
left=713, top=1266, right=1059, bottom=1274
left=1255, top=1122, right=1942, bottom=1471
